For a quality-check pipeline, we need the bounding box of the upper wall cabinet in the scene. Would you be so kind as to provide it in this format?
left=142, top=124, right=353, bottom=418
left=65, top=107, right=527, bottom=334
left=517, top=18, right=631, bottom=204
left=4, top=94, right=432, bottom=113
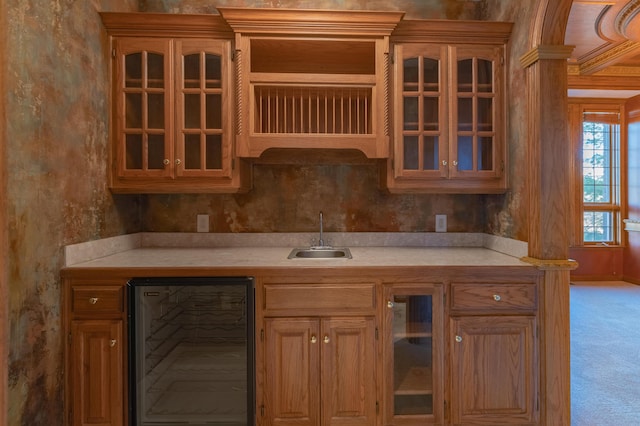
left=101, top=13, right=251, bottom=193
left=217, top=8, right=404, bottom=159
left=382, top=20, right=512, bottom=193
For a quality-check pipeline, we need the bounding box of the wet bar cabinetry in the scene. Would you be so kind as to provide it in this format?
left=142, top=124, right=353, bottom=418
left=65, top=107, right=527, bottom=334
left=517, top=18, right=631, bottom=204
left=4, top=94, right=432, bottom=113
left=382, top=282, right=445, bottom=425
left=449, top=280, right=539, bottom=425
left=383, top=20, right=512, bottom=193
left=101, top=13, right=251, bottom=193
left=218, top=7, right=404, bottom=159
left=258, top=278, right=378, bottom=425
left=64, top=279, right=126, bottom=426
left=101, top=10, right=513, bottom=193
left=62, top=265, right=541, bottom=426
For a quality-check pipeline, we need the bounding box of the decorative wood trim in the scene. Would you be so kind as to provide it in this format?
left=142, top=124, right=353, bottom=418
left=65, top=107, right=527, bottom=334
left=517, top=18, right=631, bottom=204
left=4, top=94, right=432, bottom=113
left=568, top=64, right=640, bottom=76
left=234, top=46, right=243, bottom=137
left=519, top=45, right=575, bottom=68
left=217, top=7, right=404, bottom=36
left=615, top=0, right=640, bottom=38
left=391, top=19, right=513, bottom=44
left=568, top=73, right=640, bottom=89
left=577, top=40, right=640, bottom=75
left=520, top=257, right=579, bottom=270
left=100, top=12, right=234, bottom=38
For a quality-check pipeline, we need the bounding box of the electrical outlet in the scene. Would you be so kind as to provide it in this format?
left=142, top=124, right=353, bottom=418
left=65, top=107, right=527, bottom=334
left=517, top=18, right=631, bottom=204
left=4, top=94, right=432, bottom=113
left=196, top=214, right=209, bottom=233
left=435, top=215, right=447, bottom=233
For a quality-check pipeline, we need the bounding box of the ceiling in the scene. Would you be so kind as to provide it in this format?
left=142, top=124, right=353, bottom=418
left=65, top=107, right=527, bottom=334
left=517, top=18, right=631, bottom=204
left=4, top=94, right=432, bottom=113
left=565, top=0, right=640, bottom=97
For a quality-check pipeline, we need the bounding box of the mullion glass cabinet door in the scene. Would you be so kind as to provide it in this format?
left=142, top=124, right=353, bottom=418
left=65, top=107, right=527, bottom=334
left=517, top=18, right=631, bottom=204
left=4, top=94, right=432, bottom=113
left=384, top=284, right=443, bottom=425
left=115, top=38, right=172, bottom=178
left=395, top=44, right=447, bottom=180
left=451, top=46, right=503, bottom=179
left=175, top=40, right=232, bottom=178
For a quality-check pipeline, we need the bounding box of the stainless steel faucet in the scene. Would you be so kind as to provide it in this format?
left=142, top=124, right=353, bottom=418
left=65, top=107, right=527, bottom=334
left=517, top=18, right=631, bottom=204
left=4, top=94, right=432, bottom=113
left=318, top=211, right=325, bottom=247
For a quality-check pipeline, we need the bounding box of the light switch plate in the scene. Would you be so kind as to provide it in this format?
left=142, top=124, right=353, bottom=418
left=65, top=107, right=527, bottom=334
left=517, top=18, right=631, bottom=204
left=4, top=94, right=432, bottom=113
left=197, top=214, right=209, bottom=233
left=435, top=215, right=447, bottom=233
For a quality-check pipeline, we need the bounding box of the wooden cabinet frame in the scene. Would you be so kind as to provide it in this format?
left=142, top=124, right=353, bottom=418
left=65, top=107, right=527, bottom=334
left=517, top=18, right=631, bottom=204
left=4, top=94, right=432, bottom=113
left=218, top=7, right=404, bottom=160
left=101, top=13, right=251, bottom=193
left=383, top=20, right=512, bottom=193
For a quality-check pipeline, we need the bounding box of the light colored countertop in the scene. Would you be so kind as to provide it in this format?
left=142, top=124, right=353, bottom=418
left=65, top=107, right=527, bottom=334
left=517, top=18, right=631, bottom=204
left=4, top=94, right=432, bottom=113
left=68, top=246, right=531, bottom=268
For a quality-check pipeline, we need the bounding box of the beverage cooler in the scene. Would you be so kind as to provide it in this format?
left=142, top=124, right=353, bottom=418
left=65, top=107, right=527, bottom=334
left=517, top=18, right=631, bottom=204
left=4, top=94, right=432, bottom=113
left=127, top=277, right=255, bottom=426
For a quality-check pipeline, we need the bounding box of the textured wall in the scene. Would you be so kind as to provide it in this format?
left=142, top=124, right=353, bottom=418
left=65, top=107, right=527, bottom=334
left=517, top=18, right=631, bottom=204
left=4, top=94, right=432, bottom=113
left=139, top=0, right=484, bottom=19
left=5, top=0, right=139, bottom=424
left=144, top=164, right=486, bottom=233
left=480, top=0, right=535, bottom=242
left=3, top=0, right=532, bottom=424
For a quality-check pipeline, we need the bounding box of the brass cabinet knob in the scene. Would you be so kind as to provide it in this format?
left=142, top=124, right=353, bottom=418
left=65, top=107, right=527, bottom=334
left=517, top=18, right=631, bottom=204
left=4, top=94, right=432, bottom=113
left=455, top=335, right=462, bottom=343
left=163, top=159, right=170, bottom=165
left=89, top=297, right=98, bottom=305
left=323, top=335, right=330, bottom=344
left=493, top=294, right=501, bottom=301
left=453, top=160, right=458, bottom=166
left=175, top=159, right=182, bottom=165
left=109, top=339, right=116, bottom=347
left=387, top=300, right=394, bottom=308
left=442, top=160, right=448, bottom=166
left=311, top=335, right=317, bottom=344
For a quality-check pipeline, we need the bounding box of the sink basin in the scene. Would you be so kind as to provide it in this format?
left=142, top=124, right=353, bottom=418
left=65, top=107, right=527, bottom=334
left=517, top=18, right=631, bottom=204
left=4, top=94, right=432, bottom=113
left=288, top=247, right=352, bottom=259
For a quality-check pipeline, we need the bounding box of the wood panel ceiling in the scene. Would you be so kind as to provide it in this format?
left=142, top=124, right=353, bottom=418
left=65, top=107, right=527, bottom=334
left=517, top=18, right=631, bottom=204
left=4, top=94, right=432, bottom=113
left=565, top=0, right=640, bottom=94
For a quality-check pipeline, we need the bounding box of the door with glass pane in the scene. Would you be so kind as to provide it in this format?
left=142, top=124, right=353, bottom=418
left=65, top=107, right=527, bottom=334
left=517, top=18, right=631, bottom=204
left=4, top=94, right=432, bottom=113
left=394, top=44, right=448, bottom=180
left=114, top=38, right=173, bottom=178
left=383, top=284, right=443, bottom=425
left=450, top=45, right=503, bottom=180
left=112, top=37, right=232, bottom=181
left=175, top=39, right=233, bottom=179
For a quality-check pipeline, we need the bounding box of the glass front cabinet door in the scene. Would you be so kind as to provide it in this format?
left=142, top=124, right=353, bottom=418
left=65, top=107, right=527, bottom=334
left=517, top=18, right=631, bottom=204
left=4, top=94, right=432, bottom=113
left=383, top=283, right=444, bottom=425
left=107, top=27, right=249, bottom=193
left=386, top=40, right=507, bottom=193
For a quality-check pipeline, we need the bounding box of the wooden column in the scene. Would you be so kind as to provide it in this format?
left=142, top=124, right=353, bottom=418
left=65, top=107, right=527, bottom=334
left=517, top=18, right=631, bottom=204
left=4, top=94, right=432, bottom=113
left=521, top=45, right=577, bottom=426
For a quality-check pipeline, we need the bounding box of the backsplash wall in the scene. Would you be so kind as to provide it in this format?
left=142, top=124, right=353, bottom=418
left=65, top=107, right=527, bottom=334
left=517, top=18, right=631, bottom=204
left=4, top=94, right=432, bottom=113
left=142, top=164, right=486, bottom=233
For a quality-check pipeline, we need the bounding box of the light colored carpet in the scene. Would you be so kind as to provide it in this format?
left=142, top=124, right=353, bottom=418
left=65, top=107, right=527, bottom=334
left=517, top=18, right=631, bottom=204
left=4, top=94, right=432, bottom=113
left=571, top=281, right=640, bottom=425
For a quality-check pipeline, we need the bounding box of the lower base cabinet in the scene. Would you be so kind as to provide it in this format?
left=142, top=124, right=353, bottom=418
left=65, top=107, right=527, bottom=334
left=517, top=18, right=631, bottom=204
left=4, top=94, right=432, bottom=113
left=262, top=317, right=377, bottom=426
left=383, top=283, right=444, bottom=425
left=450, top=315, right=537, bottom=425
left=63, top=269, right=542, bottom=426
left=70, top=320, right=124, bottom=426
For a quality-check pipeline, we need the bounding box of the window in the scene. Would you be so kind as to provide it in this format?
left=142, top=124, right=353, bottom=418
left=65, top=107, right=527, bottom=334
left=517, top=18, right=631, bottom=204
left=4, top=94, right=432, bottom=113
left=577, top=107, right=622, bottom=245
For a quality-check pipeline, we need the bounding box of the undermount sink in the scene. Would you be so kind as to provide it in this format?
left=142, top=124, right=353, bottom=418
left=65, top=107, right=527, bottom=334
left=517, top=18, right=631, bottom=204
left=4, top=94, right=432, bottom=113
left=288, top=247, right=352, bottom=259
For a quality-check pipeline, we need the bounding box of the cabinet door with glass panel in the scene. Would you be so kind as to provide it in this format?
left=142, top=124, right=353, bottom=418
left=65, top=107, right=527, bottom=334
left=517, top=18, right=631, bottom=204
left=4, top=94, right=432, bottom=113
left=383, top=283, right=444, bottom=425
left=110, top=36, right=246, bottom=192
left=387, top=42, right=506, bottom=193
left=450, top=45, right=504, bottom=183
left=113, top=37, right=173, bottom=181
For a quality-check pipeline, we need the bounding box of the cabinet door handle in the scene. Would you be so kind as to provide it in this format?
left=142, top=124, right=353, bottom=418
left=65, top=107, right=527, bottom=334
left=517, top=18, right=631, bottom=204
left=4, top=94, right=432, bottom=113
left=163, top=159, right=170, bottom=166
left=493, top=294, right=501, bottom=301
left=175, top=158, right=182, bottom=165
left=310, top=335, right=317, bottom=344
left=387, top=300, right=394, bottom=308
left=89, top=297, right=98, bottom=305
left=109, top=339, right=116, bottom=347
left=455, top=335, right=462, bottom=343
left=442, top=160, right=448, bottom=166
left=323, top=335, right=330, bottom=344
left=453, top=160, right=458, bottom=167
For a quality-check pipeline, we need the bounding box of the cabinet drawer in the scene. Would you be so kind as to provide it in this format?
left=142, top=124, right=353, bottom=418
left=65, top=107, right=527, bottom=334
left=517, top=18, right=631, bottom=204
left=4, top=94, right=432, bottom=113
left=72, top=286, right=124, bottom=314
left=450, top=283, right=537, bottom=313
left=264, top=283, right=376, bottom=315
